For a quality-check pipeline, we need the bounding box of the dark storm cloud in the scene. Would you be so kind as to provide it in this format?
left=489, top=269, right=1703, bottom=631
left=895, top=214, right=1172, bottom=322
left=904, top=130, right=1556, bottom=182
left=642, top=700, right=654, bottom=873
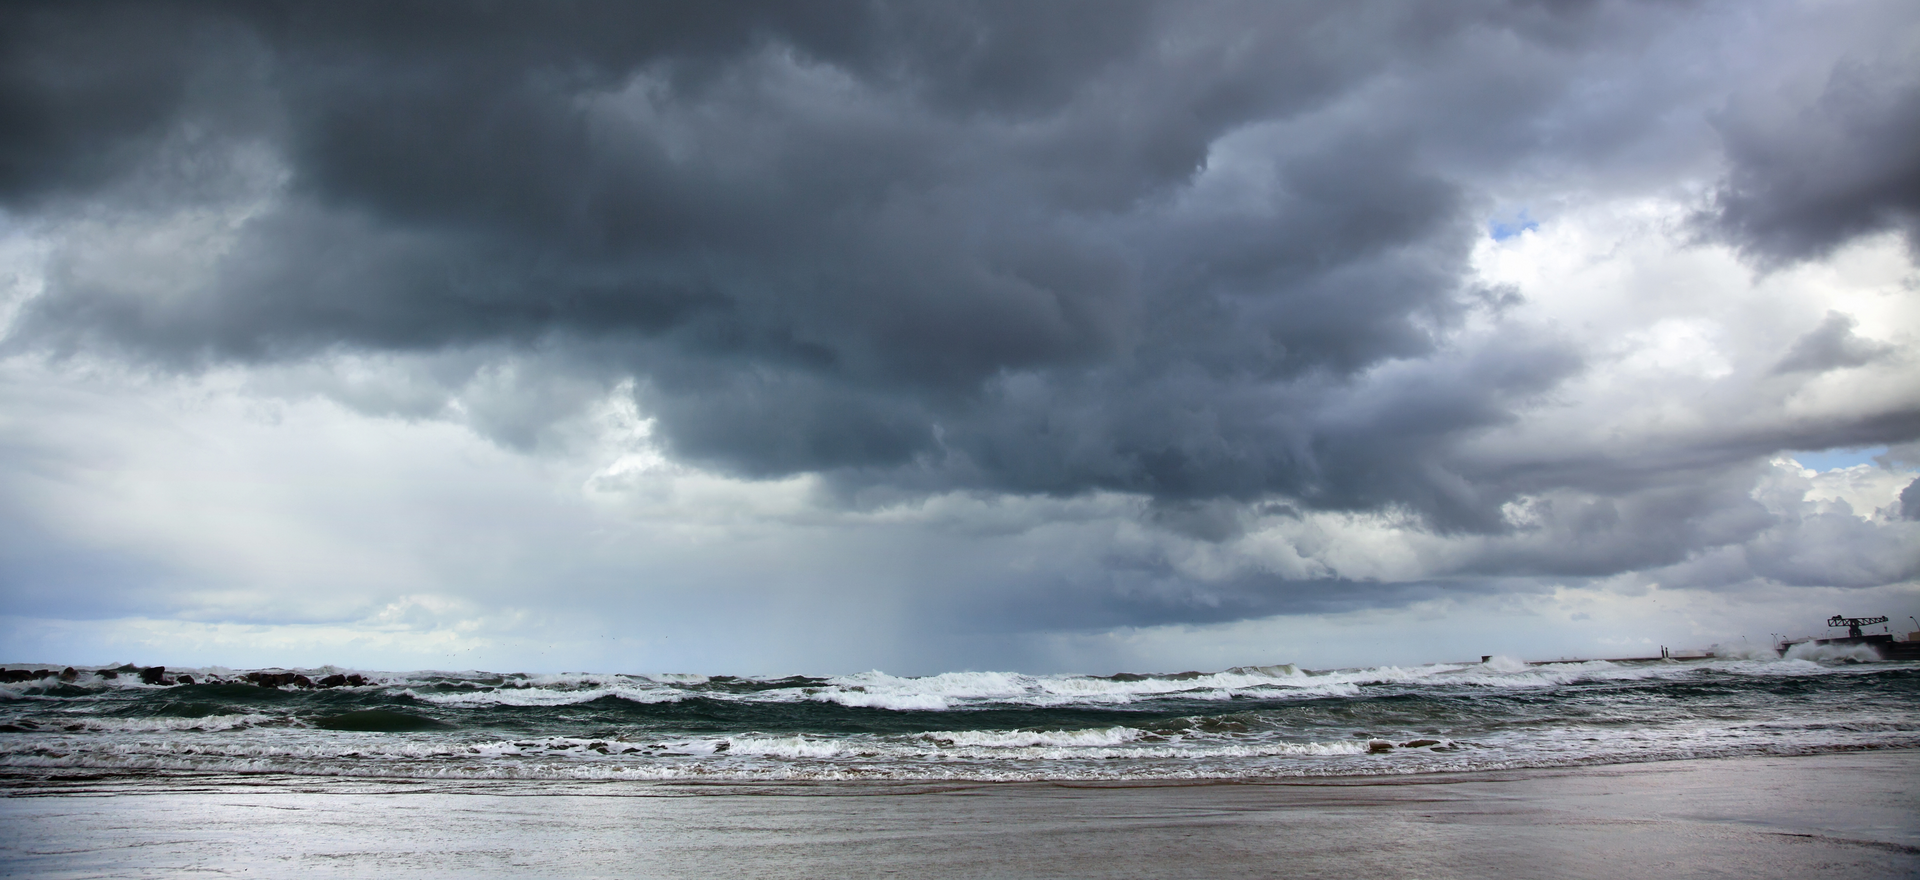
left=2, top=1, right=1532, bottom=492
left=1704, top=60, right=1920, bottom=264
left=0, top=3, right=215, bottom=203
left=5, top=0, right=1919, bottom=619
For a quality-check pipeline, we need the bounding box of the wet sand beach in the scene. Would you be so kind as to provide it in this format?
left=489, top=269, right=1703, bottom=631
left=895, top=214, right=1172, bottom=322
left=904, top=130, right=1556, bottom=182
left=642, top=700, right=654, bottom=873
left=4, top=749, right=1916, bottom=878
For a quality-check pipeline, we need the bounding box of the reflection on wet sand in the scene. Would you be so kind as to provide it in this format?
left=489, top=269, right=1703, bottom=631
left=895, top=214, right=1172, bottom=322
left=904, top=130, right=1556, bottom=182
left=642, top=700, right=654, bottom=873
left=4, top=750, right=1915, bottom=878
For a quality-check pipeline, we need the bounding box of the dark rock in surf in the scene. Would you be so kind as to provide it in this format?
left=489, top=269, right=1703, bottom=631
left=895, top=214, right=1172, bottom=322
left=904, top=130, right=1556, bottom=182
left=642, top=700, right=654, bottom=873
left=1368, top=740, right=1394, bottom=753
left=175, top=674, right=195, bottom=685
left=1403, top=739, right=1442, bottom=748
left=243, top=671, right=314, bottom=688
left=59, top=667, right=77, bottom=682
left=316, top=673, right=367, bottom=688
left=139, top=666, right=166, bottom=685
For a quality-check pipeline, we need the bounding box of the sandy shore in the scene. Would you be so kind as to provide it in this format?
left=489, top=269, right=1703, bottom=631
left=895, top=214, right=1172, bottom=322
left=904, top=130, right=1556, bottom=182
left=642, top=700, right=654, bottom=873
left=4, top=750, right=1916, bottom=878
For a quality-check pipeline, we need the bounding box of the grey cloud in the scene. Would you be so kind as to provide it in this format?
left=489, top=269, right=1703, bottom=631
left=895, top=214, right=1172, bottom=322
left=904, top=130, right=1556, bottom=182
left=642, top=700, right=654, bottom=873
left=927, top=564, right=1478, bottom=635
left=0, top=511, right=166, bottom=619
left=1456, top=465, right=1920, bottom=590
left=4, top=2, right=1540, bottom=504
left=1146, top=500, right=1253, bottom=544
left=1456, top=473, right=1776, bottom=579
left=1742, top=503, right=1920, bottom=588
left=0, top=3, right=219, bottom=204
left=5, top=0, right=1920, bottom=623
left=1704, top=58, right=1920, bottom=263
left=1901, top=477, right=1920, bottom=521
left=1772, top=311, right=1894, bottom=374
left=1057, top=574, right=1471, bottom=631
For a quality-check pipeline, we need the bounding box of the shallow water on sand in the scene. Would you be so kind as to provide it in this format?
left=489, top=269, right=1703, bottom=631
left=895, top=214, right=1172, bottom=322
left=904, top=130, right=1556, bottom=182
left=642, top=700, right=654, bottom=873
left=3, top=752, right=1916, bottom=879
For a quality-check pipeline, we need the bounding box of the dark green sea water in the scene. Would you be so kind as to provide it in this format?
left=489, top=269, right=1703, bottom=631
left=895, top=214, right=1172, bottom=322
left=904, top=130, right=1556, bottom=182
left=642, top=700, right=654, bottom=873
left=3, top=653, right=1916, bottom=782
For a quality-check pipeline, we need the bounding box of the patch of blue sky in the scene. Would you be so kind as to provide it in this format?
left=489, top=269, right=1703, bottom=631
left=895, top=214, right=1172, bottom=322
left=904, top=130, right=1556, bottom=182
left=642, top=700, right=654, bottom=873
left=1789, top=446, right=1889, bottom=472
left=1488, top=209, right=1539, bottom=241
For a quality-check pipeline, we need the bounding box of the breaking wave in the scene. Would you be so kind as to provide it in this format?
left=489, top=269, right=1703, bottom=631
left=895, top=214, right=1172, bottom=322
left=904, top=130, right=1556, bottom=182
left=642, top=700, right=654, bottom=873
left=1, top=655, right=1914, bottom=783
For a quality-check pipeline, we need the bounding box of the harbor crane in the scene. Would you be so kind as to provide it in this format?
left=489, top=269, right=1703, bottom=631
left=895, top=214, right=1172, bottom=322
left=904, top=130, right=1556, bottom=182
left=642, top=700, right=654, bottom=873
left=1826, top=615, right=1889, bottom=638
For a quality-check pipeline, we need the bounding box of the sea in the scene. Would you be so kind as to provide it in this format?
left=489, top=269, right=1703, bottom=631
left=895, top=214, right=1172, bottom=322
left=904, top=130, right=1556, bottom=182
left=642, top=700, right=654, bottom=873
left=3, top=646, right=1916, bottom=786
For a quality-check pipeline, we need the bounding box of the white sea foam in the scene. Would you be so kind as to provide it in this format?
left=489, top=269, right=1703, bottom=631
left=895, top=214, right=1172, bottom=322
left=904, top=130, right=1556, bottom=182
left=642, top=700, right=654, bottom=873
left=923, top=726, right=1146, bottom=749
left=643, top=673, right=711, bottom=685
left=1782, top=642, right=1885, bottom=663
left=721, top=736, right=853, bottom=759
left=797, top=666, right=1393, bottom=710
left=8, top=655, right=1883, bottom=713
left=56, top=714, right=281, bottom=733
left=5, top=723, right=1912, bottom=783
left=406, top=683, right=684, bottom=708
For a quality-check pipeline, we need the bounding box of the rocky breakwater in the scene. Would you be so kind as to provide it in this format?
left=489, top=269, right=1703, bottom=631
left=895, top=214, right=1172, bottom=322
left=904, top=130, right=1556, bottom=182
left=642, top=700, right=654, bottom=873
left=0, top=667, right=81, bottom=683
left=0, top=666, right=373, bottom=688
left=242, top=671, right=370, bottom=688
left=230, top=670, right=374, bottom=689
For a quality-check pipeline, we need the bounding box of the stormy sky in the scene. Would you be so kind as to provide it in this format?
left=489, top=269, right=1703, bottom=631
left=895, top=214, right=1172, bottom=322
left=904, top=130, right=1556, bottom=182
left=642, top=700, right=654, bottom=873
left=2, top=0, right=1918, bottom=674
